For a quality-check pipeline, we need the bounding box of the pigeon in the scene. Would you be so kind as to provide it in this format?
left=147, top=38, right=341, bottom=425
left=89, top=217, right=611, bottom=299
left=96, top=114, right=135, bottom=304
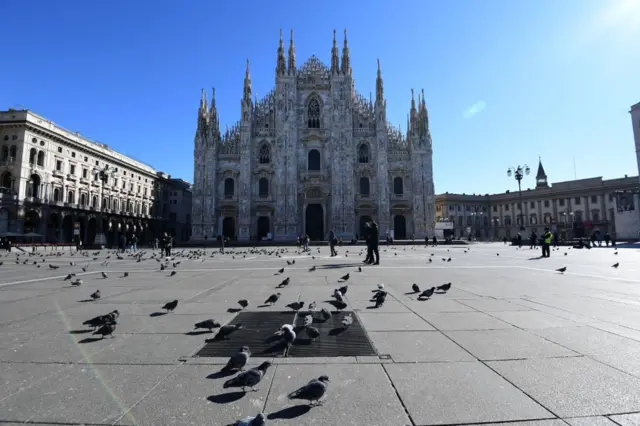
left=447, top=257, right=452, bottom=262
left=49, top=264, right=59, bottom=269
left=337, top=285, right=348, bottom=295
left=428, top=258, right=432, bottom=263
left=215, top=324, right=244, bottom=340
left=341, top=313, right=353, bottom=328
left=358, top=266, right=362, bottom=272
left=305, top=326, right=320, bottom=341
left=340, top=273, right=350, bottom=281
left=162, top=300, right=179, bottom=312
left=330, top=300, right=347, bottom=311
left=277, top=268, right=284, bottom=274
left=309, top=266, right=316, bottom=272
left=319, top=308, right=332, bottom=321
left=122, top=272, right=129, bottom=278
left=436, top=282, right=451, bottom=292
left=93, top=321, right=116, bottom=338
left=278, top=277, right=290, bottom=287
left=233, top=413, right=266, bottom=426
left=238, top=299, right=249, bottom=309
left=281, top=324, right=296, bottom=349
left=419, top=287, right=435, bottom=299
left=90, top=290, right=101, bottom=300
left=374, top=291, right=387, bottom=308
left=264, top=293, right=281, bottom=305
left=612, top=263, right=619, bottom=268
left=170, top=270, right=177, bottom=276
left=412, top=283, right=420, bottom=293
left=556, top=267, right=567, bottom=274
left=223, top=361, right=272, bottom=392
left=303, top=314, right=313, bottom=326
left=194, top=319, right=220, bottom=331
left=287, top=301, right=304, bottom=311
left=333, top=289, right=344, bottom=303
left=222, top=346, right=251, bottom=371
left=64, top=273, right=74, bottom=281
left=70, top=279, right=82, bottom=286
left=308, top=301, right=317, bottom=311
left=101, top=272, right=108, bottom=279
left=287, top=375, right=330, bottom=405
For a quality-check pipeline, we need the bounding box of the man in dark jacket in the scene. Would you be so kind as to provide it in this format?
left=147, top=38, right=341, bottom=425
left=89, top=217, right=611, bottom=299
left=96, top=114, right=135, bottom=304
left=328, top=229, right=337, bottom=257
left=363, top=222, right=372, bottom=263
left=368, top=220, right=380, bottom=265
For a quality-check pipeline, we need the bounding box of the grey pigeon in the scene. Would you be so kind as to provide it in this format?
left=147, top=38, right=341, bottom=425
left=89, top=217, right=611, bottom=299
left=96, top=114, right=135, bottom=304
left=264, top=293, right=281, bottom=305
left=340, top=273, right=350, bottom=281
left=238, top=299, right=249, bottom=309
left=170, top=270, right=177, bottom=276
left=308, top=301, right=317, bottom=311
left=374, top=291, right=387, bottom=308
left=319, top=308, right=331, bottom=321
left=286, top=301, right=304, bottom=311
left=288, top=375, right=330, bottom=405
left=303, top=314, right=313, bottom=326
left=122, top=272, right=129, bottom=278
left=90, top=289, right=101, bottom=300
left=419, top=287, right=435, bottom=299
left=556, top=267, right=567, bottom=273
left=305, top=326, right=320, bottom=341
left=162, top=300, right=178, bottom=312
left=337, top=285, right=348, bottom=295
left=412, top=283, right=420, bottom=293
left=71, top=279, right=82, bottom=286
left=64, top=273, right=74, bottom=281
left=436, top=283, right=451, bottom=292
left=333, top=289, right=344, bottom=303
left=194, top=319, right=220, bottom=331
left=233, top=413, right=266, bottom=426
left=277, top=267, right=284, bottom=274
left=101, top=272, right=108, bottom=279
left=222, top=346, right=251, bottom=371
left=93, top=321, right=116, bottom=338
left=341, top=313, right=353, bottom=328
left=223, top=361, right=272, bottom=392
left=216, top=324, right=244, bottom=340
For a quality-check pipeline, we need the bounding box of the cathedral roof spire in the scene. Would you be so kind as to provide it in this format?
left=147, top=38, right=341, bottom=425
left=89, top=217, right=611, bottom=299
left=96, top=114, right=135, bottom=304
left=209, top=87, right=220, bottom=140
left=535, top=156, right=549, bottom=188
left=340, top=29, right=351, bottom=75
left=376, top=58, right=384, bottom=102
left=276, top=29, right=286, bottom=76
left=243, top=58, right=252, bottom=104
left=288, top=29, right=296, bottom=75
left=331, top=29, right=339, bottom=75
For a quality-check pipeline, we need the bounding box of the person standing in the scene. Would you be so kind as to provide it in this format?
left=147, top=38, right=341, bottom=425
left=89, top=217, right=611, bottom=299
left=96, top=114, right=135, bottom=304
left=529, top=231, right=537, bottom=249
left=363, top=222, right=372, bottom=263
left=369, top=220, right=380, bottom=265
left=328, top=229, right=337, bottom=257
left=542, top=227, right=552, bottom=258
left=219, top=235, right=225, bottom=254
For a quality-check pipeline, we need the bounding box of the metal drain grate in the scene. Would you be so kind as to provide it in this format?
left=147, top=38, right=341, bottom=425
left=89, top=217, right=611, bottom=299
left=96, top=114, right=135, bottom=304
left=194, top=311, right=377, bottom=358
left=194, top=311, right=295, bottom=358
left=287, top=311, right=377, bottom=358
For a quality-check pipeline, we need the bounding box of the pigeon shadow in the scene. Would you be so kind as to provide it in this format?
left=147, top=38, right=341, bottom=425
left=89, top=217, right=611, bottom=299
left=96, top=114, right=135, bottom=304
left=207, top=392, right=246, bottom=404
left=267, top=404, right=312, bottom=420
left=527, top=256, right=544, bottom=260
left=206, top=370, right=236, bottom=379
left=227, top=308, right=242, bottom=313
left=293, top=337, right=313, bottom=345
left=404, top=291, right=419, bottom=295
left=328, top=327, right=346, bottom=336
left=259, top=341, right=288, bottom=355
left=149, top=312, right=167, bottom=317
left=69, top=329, right=93, bottom=334
left=365, top=305, right=380, bottom=309
left=417, top=297, right=431, bottom=301
left=78, top=299, right=95, bottom=303
left=184, top=330, right=211, bottom=336
left=435, top=291, right=448, bottom=295
left=78, top=337, right=104, bottom=344
left=257, top=304, right=271, bottom=308
left=317, top=264, right=354, bottom=270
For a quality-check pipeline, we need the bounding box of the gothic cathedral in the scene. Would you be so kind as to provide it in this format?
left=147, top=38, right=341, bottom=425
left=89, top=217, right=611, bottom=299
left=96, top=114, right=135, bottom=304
left=191, top=30, right=435, bottom=242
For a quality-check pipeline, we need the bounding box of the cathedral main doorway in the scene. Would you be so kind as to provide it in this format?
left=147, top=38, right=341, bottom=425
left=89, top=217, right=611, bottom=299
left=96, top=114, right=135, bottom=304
left=394, top=215, right=407, bottom=239
left=257, top=216, right=270, bottom=240
left=305, top=204, right=324, bottom=241
left=222, top=217, right=235, bottom=240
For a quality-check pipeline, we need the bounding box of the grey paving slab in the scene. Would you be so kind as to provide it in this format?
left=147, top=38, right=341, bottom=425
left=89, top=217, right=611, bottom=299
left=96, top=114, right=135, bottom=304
left=104, top=288, right=210, bottom=303
left=357, top=312, right=435, bottom=331
left=349, top=299, right=412, bottom=313
left=86, top=333, right=204, bottom=364
left=590, top=323, right=640, bottom=343
left=0, top=362, right=69, bottom=401
left=0, top=289, right=59, bottom=303
left=0, top=364, right=174, bottom=424
left=117, top=363, right=274, bottom=426
left=421, top=311, right=515, bottom=331
left=609, top=413, right=640, bottom=425
left=487, top=357, right=640, bottom=417
left=565, top=417, right=619, bottom=426
left=456, top=297, right=535, bottom=312
left=513, top=299, right=600, bottom=323
left=535, top=326, right=640, bottom=356
left=490, top=422, right=567, bottom=426
left=403, top=298, right=477, bottom=313
left=444, top=329, right=579, bottom=360
left=385, top=362, right=552, bottom=425
left=263, top=363, right=411, bottom=426
left=489, top=310, right=583, bottom=329
left=368, top=331, right=475, bottom=362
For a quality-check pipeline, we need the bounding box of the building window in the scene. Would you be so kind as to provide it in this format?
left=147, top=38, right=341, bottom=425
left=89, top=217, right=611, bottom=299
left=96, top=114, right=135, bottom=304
left=358, top=144, right=369, bottom=163
left=82, top=169, right=88, bottom=179
left=574, top=197, right=581, bottom=204
left=71, top=152, right=76, bottom=158
left=359, top=177, right=370, bottom=195
left=529, top=214, right=537, bottom=224
left=57, top=147, right=63, bottom=153
left=84, top=156, right=88, bottom=162
left=56, top=160, right=63, bottom=171
left=530, top=201, right=535, bottom=208
left=505, top=216, right=512, bottom=226
left=308, top=149, right=321, bottom=171
left=505, top=204, right=509, bottom=211
left=259, top=144, right=270, bottom=164
left=0, top=171, right=12, bottom=189
left=592, top=210, right=600, bottom=221
left=67, top=191, right=75, bottom=204
left=53, top=188, right=61, bottom=202
left=458, top=216, right=463, bottom=226
left=544, top=200, right=549, bottom=208
left=543, top=214, right=551, bottom=224
left=224, top=178, right=235, bottom=198
left=393, top=177, right=403, bottom=195
left=258, top=177, right=269, bottom=197
left=1, top=146, right=8, bottom=161
left=37, top=151, right=44, bottom=166
left=92, top=196, right=98, bottom=208
left=307, top=98, right=320, bottom=128
left=80, top=193, right=87, bottom=206
left=591, top=195, right=597, bottom=203
left=70, top=165, right=76, bottom=175
left=492, top=205, right=497, bottom=212
left=559, top=199, right=565, bottom=206
left=29, top=148, right=37, bottom=164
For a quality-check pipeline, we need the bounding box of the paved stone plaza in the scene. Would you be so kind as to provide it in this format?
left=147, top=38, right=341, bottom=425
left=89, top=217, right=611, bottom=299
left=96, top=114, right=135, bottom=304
left=2, top=242, right=640, bottom=425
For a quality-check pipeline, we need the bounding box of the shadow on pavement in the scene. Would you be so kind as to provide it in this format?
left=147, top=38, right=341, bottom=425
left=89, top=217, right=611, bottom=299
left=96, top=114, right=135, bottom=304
left=267, top=404, right=312, bottom=420
left=207, top=391, right=245, bottom=404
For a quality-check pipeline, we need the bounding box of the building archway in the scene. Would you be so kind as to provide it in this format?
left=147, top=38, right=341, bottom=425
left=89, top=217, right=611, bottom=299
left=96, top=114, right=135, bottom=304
left=394, top=215, right=407, bottom=239
left=28, top=174, right=41, bottom=198
left=257, top=216, right=270, bottom=240
left=23, top=210, right=40, bottom=234
left=0, top=208, right=9, bottom=234
left=47, top=213, right=60, bottom=242
left=359, top=215, right=372, bottom=239
left=62, top=215, right=74, bottom=242
left=305, top=204, right=324, bottom=241
left=222, top=217, right=235, bottom=239
left=88, top=217, right=97, bottom=245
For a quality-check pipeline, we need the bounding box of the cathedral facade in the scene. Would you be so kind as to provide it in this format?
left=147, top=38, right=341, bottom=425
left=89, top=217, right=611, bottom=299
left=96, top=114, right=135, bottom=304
left=191, top=30, right=436, bottom=242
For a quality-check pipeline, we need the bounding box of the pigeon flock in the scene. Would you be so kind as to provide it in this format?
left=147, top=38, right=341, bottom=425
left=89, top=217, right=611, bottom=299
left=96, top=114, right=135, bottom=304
left=0, top=240, right=620, bottom=425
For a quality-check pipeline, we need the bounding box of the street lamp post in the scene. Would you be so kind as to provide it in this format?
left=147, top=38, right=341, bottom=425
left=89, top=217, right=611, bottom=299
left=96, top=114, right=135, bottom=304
left=507, top=165, right=530, bottom=232
left=92, top=165, right=115, bottom=247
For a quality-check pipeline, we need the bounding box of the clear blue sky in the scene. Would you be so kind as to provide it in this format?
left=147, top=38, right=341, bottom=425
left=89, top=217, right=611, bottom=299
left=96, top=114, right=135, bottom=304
left=2, top=0, right=639, bottom=195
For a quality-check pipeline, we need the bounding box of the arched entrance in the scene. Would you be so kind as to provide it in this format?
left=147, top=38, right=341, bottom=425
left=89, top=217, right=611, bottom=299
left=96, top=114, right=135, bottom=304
left=305, top=204, right=324, bottom=241
left=47, top=213, right=60, bottom=242
left=88, top=217, right=97, bottom=245
left=394, top=215, right=407, bottom=239
left=257, top=216, right=270, bottom=240
left=359, top=215, right=372, bottom=239
left=222, top=217, right=235, bottom=239
left=0, top=209, right=9, bottom=234
left=24, top=210, right=40, bottom=234
left=62, top=215, right=74, bottom=242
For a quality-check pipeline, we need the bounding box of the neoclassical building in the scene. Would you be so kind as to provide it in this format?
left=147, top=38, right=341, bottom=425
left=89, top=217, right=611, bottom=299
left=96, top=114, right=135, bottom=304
left=191, top=30, right=436, bottom=241
left=0, top=109, right=190, bottom=245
